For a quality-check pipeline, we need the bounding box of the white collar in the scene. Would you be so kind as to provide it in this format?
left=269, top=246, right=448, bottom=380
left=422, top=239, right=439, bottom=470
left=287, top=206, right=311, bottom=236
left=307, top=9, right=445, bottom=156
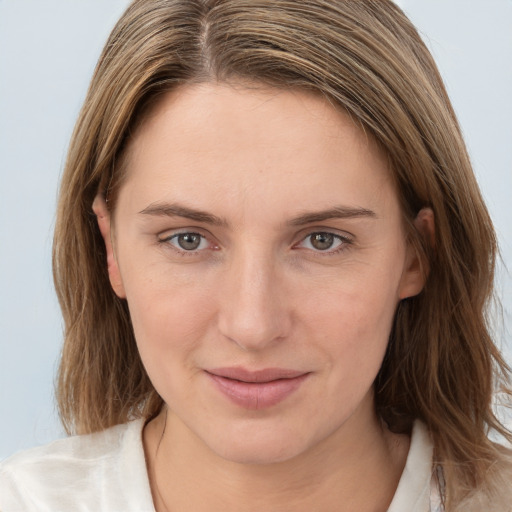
left=387, top=421, right=440, bottom=512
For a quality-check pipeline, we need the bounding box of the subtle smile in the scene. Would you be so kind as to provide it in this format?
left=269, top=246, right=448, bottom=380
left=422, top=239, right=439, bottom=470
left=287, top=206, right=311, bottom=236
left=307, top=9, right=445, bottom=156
left=205, top=367, right=311, bottom=410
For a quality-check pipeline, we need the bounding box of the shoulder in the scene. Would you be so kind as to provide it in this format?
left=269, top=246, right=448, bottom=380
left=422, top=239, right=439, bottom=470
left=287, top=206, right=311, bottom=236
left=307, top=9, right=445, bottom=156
left=453, top=445, right=512, bottom=512
left=0, top=419, right=154, bottom=511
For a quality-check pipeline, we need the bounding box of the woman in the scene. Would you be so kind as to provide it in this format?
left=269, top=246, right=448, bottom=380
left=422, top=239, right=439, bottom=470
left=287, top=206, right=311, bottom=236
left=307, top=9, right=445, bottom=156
left=1, top=0, right=511, bottom=510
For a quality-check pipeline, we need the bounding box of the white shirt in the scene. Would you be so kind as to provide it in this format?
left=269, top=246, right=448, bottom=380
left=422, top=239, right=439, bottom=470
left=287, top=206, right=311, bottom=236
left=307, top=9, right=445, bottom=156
left=0, top=419, right=439, bottom=511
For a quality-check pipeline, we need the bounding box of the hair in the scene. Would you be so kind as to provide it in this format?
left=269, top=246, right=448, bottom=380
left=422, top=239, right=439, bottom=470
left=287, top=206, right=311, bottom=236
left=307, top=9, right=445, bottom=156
left=53, top=0, right=511, bottom=508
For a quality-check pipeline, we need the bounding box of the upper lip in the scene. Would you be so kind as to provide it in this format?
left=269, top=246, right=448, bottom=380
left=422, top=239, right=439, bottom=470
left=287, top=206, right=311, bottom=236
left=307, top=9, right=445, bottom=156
left=206, top=367, right=308, bottom=383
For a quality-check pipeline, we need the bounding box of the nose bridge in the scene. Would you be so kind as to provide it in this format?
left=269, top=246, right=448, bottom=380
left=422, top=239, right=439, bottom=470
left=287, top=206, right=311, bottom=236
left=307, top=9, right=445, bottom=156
left=218, top=243, right=289, bottom=351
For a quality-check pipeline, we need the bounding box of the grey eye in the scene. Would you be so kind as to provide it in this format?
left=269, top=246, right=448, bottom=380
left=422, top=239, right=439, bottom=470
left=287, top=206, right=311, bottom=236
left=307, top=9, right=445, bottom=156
left=309, top=232, right=336, bottom=250
left=174, top=233, right=203, bottom=251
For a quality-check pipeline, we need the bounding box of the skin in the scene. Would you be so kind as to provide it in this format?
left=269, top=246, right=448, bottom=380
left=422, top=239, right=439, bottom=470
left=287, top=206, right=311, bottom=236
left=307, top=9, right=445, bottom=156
left=94, top=82, right=433, bottom=512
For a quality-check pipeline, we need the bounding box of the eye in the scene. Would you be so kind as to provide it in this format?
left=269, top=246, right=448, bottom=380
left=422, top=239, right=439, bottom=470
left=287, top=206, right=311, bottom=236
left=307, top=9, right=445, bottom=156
left=163, top=232, right=209, bottom=252
left=297, top=232, right=349, bottom=252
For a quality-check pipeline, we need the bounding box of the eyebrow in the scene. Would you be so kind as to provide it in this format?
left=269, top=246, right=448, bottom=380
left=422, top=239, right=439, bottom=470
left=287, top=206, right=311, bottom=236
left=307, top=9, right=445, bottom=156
left=139, top=202, right=376, bottom=227
left=286, top=206, right=377, bottom=226
left=139, top=202, right=228, bottom=226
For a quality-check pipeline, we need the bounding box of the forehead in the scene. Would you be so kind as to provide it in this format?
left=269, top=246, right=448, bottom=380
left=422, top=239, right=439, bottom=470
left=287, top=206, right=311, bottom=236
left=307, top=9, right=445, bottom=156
left=117, top=82, right=397, bottom=220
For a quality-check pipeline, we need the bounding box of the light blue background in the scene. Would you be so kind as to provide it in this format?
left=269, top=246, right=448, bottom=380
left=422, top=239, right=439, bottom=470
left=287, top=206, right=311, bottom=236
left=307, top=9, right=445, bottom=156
left=1, top=0, right=511, bottom=459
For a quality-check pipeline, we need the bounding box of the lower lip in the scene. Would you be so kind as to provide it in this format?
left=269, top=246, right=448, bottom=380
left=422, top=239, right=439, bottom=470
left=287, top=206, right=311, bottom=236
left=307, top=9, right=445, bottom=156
left=206, top=372, right=309, bottom=410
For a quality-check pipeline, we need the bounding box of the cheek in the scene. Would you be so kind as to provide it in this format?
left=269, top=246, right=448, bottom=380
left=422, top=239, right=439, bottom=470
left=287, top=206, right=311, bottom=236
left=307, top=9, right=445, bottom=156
left=119, top=258, right=217, bottom=379
left=300, top=265, right=401, bottom=378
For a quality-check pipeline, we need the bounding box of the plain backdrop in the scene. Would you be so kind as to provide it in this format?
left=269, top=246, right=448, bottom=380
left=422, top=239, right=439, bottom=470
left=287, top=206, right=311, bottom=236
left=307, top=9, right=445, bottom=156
left=1, top=0, right=511, bottom=460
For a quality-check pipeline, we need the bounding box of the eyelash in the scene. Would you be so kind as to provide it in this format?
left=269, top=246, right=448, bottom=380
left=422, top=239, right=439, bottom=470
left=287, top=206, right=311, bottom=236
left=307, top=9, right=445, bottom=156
left=158, top=230, right=353, bottom=256
left=294, top=232, right=353, bottom=255
left=158, top=231, right=214, bottom=256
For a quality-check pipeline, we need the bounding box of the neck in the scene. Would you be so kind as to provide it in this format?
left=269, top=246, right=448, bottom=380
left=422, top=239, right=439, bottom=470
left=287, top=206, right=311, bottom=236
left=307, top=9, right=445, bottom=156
left=143, top=400, right=410, bottom=512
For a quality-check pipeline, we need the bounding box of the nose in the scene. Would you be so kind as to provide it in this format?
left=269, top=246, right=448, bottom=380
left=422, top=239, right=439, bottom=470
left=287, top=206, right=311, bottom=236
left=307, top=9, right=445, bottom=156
left=217, top=248, right=292, bottom=351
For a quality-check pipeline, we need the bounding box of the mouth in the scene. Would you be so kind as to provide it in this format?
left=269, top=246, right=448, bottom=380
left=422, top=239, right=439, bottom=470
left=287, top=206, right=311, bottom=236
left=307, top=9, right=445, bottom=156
left=205, top=367, right=310, bottom=410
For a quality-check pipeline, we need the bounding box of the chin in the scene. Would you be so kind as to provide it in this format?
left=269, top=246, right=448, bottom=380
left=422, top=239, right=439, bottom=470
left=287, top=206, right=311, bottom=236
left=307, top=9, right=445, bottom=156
left=202, top=421, right=318, bottom=466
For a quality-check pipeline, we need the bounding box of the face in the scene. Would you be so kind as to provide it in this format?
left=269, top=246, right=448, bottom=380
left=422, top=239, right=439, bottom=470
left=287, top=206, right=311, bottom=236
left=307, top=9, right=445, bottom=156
left=95, top=83, right=425, bottom=464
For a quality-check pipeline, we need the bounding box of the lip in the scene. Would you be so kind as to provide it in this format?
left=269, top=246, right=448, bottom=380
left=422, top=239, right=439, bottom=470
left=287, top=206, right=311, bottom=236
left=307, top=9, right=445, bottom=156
left=205, top=367, right=310, bottom=410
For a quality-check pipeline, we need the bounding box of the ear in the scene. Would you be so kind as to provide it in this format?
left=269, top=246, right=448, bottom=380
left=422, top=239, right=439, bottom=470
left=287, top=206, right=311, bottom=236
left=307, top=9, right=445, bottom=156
left=92, top=195, right=126, bottom=299
left=398, top=207, right=435, bottom=300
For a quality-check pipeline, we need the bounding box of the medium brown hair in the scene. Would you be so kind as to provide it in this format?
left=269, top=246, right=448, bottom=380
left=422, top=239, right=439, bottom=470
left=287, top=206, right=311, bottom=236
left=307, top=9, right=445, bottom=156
left=53, top=0, right=511, bottom=506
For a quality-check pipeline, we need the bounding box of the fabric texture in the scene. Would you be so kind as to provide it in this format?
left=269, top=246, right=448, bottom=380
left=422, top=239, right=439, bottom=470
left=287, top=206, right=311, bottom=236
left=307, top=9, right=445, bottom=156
left=0, top=420, right=154, bottom=511
left=1, top=419, right=441, bottom=511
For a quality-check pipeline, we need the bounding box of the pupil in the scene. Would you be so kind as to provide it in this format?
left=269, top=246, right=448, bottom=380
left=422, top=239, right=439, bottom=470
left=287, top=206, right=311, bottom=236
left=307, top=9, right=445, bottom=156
left=178, top=233, right=201, bottom=250
left=311, top=233, right=334, bottom=250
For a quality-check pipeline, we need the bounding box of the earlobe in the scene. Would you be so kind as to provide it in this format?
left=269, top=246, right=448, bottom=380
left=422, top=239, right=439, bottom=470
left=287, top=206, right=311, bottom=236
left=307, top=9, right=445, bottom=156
left=92, top=195, right=126, bottom=299
left=398, top=207, right=435, bottom=300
